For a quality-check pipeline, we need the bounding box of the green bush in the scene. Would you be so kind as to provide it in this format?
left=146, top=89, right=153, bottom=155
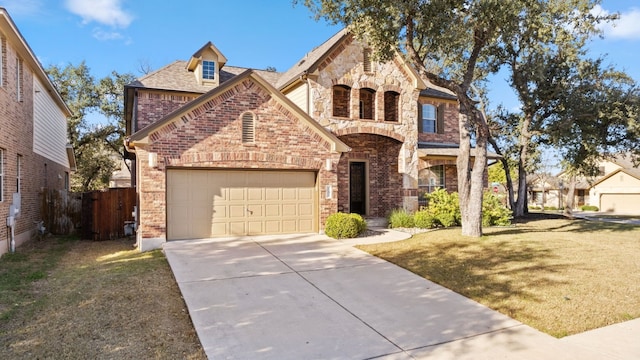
left=424, top=189, right=461, bottom=227
left=325, top=212, right=366, bottom=239
left=482, top=192, right=512, bottom=226
left=388, top=208, right=415, bottom=228
left=581, top=205, right=599, bottom=211
left=348, top=213, right=367, bottom=233
left=414, top=209, right=436, bottom=228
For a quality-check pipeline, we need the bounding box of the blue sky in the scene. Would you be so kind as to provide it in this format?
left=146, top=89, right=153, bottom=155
left=2, top=0, right=639, bottom=113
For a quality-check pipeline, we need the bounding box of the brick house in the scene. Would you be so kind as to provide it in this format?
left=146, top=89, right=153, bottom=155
left=125, top=29, right=477, bottom=251
left=0, top=8, right=74, bottom=256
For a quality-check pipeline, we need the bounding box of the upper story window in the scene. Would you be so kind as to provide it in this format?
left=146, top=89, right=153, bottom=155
left=359, top=88, right=375, bottom=120
left=420, top=104, right=437, bottom=133
left=420, top=103, right=446, bottom=134
left=384, top=91, right=399, bottom=122
left=0, top=36, right=5, bottom=87
left=333, top=85, right=351, bottom=118
left=241, top=112, right=255, bottom=143
left=202, top=60, right=215, bottom=80
left=16, top=57, right=23, bottom=101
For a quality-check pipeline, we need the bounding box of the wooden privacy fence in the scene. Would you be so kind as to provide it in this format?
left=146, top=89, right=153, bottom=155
left=40, top=189, right=82, bottom=235
left=81, top=188, right=136, bottom=241
left=40, top=187, right=136, bottom=240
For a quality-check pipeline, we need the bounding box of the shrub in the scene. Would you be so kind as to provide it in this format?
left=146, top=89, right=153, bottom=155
left=414, top=209, right=436, bottom=229
left=388, top=208, right=415, bottom=228
left=424, top=189, right=461, bottom=227
left=482, top=192, right=512, bottom=226
left=348, top=213, right=367, bottom=234
left=325, top=212, right=366, bottom=239
left=581, top=205, right=599, bottom=211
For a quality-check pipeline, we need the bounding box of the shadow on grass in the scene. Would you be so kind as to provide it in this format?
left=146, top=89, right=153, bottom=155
left=360, top=235, right=570, bottom=320
left=491, top=213, right=640, bottom=235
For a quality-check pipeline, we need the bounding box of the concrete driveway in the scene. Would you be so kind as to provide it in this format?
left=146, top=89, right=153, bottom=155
left=163, top=231, right=638, bottom=359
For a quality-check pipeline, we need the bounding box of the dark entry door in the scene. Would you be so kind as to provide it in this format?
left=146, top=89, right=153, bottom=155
left=350, top=162, right=366, bottom=215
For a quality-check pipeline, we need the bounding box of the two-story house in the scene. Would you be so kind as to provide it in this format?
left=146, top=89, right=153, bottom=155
left=124, top=29, right=464, bottom=251
left=0, top=8, right=74, bottom=256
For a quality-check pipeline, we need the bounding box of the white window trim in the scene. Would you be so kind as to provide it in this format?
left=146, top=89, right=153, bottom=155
left=202, top=60, right=215, bottom=81
left=16, top=58, right=23, bottom=102
left=421, top=104, right=437, bottom=133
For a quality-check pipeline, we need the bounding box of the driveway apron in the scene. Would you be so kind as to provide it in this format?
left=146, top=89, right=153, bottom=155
left=163, top=233, right=603, bottom=359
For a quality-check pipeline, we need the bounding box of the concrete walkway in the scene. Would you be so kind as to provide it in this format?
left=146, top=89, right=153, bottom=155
left=163, top=230, right=640, bottom=359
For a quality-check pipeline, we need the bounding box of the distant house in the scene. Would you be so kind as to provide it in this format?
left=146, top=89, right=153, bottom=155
left=0, top=8, right=74, bottom=256
left=124, top=29, right=496, bottom=251
left=529, top=155, right=640, bottom=214
left=588, top=156, right=640, bottom=214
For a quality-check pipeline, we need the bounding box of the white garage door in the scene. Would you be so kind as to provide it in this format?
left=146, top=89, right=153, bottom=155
left=600, top=194, right=640, bottom=214
left=167, top=169, right=318, bottom=240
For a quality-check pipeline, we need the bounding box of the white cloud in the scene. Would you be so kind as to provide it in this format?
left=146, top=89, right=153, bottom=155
left=64, top=0, right=133, bottom=28
left=593, top=5, right=640, bottom=40
left=92, top=28, right=123, bottom=41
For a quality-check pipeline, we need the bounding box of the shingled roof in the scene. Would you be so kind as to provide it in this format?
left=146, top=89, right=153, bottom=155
left=128, top=60, right=282, bottom=94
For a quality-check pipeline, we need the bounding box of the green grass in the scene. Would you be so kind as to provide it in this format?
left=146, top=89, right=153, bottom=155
left=0, top=236, right=76, bottom=320
left=357, top=217, right=640, bottom=338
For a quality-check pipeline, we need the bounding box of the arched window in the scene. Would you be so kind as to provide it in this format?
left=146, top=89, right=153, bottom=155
left=333, top=85, right=351, bottom=118
left=241, top=112, right=255, bottom=143
left=359, top=88, right=375, bottom=120
left=384, top=91, right=400, bottom=122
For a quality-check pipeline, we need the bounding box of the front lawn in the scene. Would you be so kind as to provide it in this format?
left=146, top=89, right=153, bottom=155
left=357, top=216, right=640, bottom=338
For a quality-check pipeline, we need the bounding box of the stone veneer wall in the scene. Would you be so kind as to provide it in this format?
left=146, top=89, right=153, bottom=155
left=308, top=35, right=425, bottom=212
left=135, top=78, right=341, bottom=244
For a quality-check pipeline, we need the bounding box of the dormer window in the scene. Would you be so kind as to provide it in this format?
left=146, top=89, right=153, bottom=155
left=202, top=60, right=215, bottom=80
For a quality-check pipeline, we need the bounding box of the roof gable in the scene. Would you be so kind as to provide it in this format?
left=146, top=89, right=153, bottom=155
left=128, top=70, right=349, bottom=153
left=277, top=29, right=427, bottom=91
left=186, top=41, right=228, bottom=71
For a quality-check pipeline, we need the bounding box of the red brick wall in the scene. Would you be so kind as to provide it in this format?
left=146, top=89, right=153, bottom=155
left=336, top=133, right=403, bottom=217
left=418, top=100, right=459, bottom=144
left=136, top=79, right=341, bottom=240
left=134, top=90, right=199, bottom=131
left=0, top=41, right=69, bottom=254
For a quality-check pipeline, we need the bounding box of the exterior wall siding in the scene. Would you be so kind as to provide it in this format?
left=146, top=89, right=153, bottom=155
left=33, top=76, right=69, bottom=167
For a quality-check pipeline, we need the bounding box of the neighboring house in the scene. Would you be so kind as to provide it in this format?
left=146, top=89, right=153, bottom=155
left=587, top=156, right=640, bottom=214
left=109, top=157, right=131, bottom=188
left=124, top=30, right=489, bottom=251
left=529, top=155, right=640, bottom=214
left=0, top=8, right=74, bottom=256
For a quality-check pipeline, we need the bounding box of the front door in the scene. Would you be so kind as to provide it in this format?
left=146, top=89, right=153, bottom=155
left=350, top=162, right=366, bottom=215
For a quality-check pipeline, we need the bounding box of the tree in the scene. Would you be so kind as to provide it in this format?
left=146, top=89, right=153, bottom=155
left=301, top=0, right=556, bottom=236
left=486, top=0, right=620, bottom=218
left=47, top=62, right=136, bottom=191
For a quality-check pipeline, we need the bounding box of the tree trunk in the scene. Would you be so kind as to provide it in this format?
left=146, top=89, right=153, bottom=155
left=513, top=115, right=533, bottom=217
left=563, top=175, right=576, bottom=219
left=457, top=109, right=488, bottom=238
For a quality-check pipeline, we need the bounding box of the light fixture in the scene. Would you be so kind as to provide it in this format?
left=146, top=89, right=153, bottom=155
left=148, top=152, right=158, bottom=168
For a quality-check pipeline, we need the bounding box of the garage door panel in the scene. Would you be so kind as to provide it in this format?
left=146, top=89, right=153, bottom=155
left=282, top=204, right=297, bottom=216
left=299, top=219, right=314, bottom=232
left=229, top=205, right=246, bottom=218
left=167, top=169, right=318, bottom=240
left=601, top=194, right=640, bottom=214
